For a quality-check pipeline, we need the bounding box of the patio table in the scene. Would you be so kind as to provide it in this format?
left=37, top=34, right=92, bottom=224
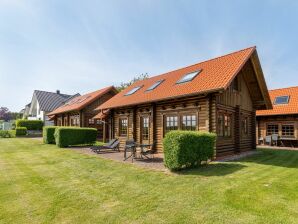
left=136, top=143, right=155, bottom=159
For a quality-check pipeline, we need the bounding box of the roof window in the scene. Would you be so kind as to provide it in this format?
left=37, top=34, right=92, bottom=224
left=146, top=80, right=164, bottom=91
left=274, top=96, right=289, bottom=105
left=176, top=70, right=201, bottom=84
left=124, top=86, right=142, bottom=96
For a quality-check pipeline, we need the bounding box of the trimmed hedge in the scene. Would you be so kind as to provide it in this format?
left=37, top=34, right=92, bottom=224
left=15, top=127, right=27, bottom=136
left=16, top=120, right=43, bottom=130
left=43, top=126, right=58, bottom=144
left=54, top=127, right=98, bottom=148
left=163, top=131, right=216, bottom=171
left=0, top=130, right=15, bottom=138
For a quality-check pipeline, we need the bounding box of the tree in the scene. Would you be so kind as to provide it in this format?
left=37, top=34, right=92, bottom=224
left=0, top=107, right=11, bottom=121
left=116, top=73, right=149, bottom=92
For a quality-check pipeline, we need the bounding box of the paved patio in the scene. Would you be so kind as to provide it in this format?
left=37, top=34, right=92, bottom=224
left=257, top=145, right=298, bottom=151
left=69, top=146, right=166, bottom=171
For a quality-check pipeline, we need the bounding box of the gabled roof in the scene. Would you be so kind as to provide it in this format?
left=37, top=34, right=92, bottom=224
left=34, top=90, right=77, bottom=112
left=257, top=86, right=298, bottom=116
left=98, top=46, right=270, bottom=110
left=48, top=86, right=117, bottom=115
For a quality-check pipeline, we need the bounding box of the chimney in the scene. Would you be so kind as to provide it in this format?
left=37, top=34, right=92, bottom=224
left=56, top=90, right=60, bottom=94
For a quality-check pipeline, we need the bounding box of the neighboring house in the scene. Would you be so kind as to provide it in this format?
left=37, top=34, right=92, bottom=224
left=256, top=86, right=298, bottom=147
left=28, top=90, right=79, bottom=126
left=96, top=46, right=272, bottom=157
left=48, top=86, right=118, bottom=140
left=21, top=103, right=31, bottom=119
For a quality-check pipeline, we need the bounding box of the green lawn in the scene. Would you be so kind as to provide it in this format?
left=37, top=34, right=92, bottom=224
left=0, top=139, right=298, bottom=224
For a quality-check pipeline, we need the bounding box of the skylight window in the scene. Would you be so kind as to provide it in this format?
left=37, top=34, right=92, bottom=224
left=146, top=80, right=164, bottom=91
left=176, top=70, right=201, bottom=84
left=274, top=96, right=289, bottom=105
left=125, top=86, right=142, bottom=96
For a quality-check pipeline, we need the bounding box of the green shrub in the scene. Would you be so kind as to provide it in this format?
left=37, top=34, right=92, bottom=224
left=0, top=130, right=15, bottom=138
left=16, top=120, right=43, bottom=130
left=43, top=126, right=59, bottom=144
left=15, top=127, right=27, bottom=136
left=163, top=131, right=216, bottom=171
left=54, top=127, right=98, bottom=148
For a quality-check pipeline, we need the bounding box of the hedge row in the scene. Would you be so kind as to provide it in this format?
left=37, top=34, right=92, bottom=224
left=54, top=127, right=97, bottom=148
left=16, top=120, right=43, bottom=130
left=43, top=126, right=59, bottom=144
left=163, top=131, right=216, bottom=171
left=15, top=127, right=27, bottom=136
left=0, top=130, right=15, bottom=138
left=43, top=126, right=98, bottom=148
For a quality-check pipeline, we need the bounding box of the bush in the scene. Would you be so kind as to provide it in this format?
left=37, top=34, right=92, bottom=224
left=163, top=131, right=216, bottom=171
left=15, top=127, right=27, bottom=136
left=0, top=130, right=15, bottom=138
left=16, top=120, right=43, bottom=130
left=43, top=126, right=59, bottom=144
left=54, top=127, right=98, bottom=148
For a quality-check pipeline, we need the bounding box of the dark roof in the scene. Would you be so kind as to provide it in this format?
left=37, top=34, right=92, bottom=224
left=34, top=90, right=80, bottom=112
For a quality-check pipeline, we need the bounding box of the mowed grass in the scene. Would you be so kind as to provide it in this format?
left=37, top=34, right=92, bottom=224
left=0, top=139, right=298, bottom=224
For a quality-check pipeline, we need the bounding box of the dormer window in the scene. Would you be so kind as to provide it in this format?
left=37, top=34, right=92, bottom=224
left=146, top=80, right=164, bottom=91
left=274, top=96, right=289, bottom=105
left=124, top=86, right=142, bottom=96
left=176, top=70, right=201, bottom=84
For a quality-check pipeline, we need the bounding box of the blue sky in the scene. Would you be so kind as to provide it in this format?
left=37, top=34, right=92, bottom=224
left=1, top=0, right=298, bottom=111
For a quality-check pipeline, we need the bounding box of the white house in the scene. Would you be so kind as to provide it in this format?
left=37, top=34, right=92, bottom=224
left=28, top=90, right=79, bottom=126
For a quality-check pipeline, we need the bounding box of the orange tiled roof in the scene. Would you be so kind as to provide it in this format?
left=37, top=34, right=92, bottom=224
left=98, top=47, right=257, bottom=110
left=48, top=86, right=117, bottom=115
left=257, top=86, right=298, bottom=116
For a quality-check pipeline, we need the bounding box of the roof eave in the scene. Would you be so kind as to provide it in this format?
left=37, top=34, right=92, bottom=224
left=98, top=88, right=225, bottom=110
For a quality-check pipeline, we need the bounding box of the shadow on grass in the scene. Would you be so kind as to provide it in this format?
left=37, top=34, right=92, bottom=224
left=178, top=163, right=247, bottom=177
left=238, top=148, right=298, bottom=168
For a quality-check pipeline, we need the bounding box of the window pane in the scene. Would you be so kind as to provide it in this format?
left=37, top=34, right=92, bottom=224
left=146, top=80, right=164, bottom=91
left=125, top=86, right=142, bottom=96
left=274, top=96, right=289, bottom=105
left=176, top=70, right=201, bottom=84
left=165, top=116, right=178, bottom=134
left=242, top=117, right=248, bottom=136
left=142, top=117, right=149, bottom=140
left=181, top=114, right=197, bottom=131
left=119, top=118, right=128, bottom=136
left=282, top=125, right=294, bottom=137
left=267, top=124, right=278, bottom=135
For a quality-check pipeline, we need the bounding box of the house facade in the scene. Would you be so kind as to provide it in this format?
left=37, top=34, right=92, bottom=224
left=96, top=47, right=272, bottom=157
left=256, top=86, right=298, bottom=147
left=28, top=90, right=79, bottom=126
left=48, top=86, right=118, bottom=140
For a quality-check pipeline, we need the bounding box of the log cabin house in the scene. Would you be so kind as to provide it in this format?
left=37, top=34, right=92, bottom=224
left=48, top=86, right=118, bottom=139
left=256, top=86, right=298, bottom=147
left=96, top=47, right=272, bottom=157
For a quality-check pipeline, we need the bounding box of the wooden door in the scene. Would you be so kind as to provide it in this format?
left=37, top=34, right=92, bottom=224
left=140, top=116, right=150, bottom=144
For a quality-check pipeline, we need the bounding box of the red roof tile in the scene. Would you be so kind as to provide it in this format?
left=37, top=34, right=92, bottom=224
left=98, top=47, right=257, bottom=110
left=48, top=86, right=117, bottom=115
left=257, top=86, right=298, bottom=116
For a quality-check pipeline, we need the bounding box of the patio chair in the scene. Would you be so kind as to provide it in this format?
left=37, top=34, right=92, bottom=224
left=91, top=139, right=120, bottom=153
left=139, top=142, right=156, bottom=159
left=265, top=135, right=272, bottom=145
left=272, top=134, right=279, bottom=146
left=124, top=139, right=136, bottom=162
left=258, top=137, right=264, bottom=145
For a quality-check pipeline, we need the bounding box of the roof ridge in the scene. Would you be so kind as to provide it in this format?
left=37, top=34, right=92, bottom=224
left=76, top=86, right=115, bottom=97
left=34, top=89, right=71, bottom=96
left=269, top=85, right=298, bottom=92
left=133, top=46, right=256, bottom=84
